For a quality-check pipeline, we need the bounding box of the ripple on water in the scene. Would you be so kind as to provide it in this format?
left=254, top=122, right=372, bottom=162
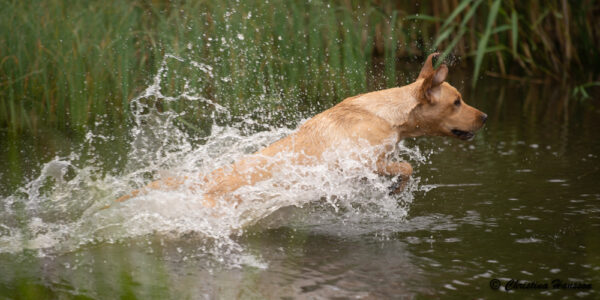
left=515, top=237, right=543, bottom=244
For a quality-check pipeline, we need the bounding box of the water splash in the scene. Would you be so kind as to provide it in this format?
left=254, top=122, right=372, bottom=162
left=0, top=55, right=428, bottom=266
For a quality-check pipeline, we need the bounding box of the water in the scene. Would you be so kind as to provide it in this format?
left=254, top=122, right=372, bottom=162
left=1, top=57, right=599, bottom=299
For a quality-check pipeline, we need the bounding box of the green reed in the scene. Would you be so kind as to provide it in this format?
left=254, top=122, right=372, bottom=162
left=1, top=0, right=598, bottom=132
left=0, top=0, right=390, bottom=132
left=422, top=0, right=600, bottom=87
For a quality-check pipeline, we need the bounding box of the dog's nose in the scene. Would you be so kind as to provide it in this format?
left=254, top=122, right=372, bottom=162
left=481, top=113, right=488, bottom=124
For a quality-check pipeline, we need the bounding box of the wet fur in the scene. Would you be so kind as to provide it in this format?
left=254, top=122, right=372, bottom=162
left=116, top=53, right=487, bottom=207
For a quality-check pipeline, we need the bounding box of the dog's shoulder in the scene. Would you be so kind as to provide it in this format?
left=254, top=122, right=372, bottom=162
left=342, top=86, right=420, bottom=128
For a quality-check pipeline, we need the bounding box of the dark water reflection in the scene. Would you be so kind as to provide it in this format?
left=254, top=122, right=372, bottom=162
left=1, top=79, right=599, bottom=299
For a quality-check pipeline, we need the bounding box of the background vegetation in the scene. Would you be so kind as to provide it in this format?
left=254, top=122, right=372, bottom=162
left=1, top=0, right=599, bottom=132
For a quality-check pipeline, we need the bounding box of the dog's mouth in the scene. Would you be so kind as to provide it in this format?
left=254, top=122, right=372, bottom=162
left=451, top=129, right=474, bottom=140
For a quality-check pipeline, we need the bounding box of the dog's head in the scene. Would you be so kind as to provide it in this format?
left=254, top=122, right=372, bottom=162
left=411, top=53, right=487, bottom=140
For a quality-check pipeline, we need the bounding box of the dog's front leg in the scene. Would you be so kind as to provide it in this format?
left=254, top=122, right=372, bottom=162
left=375, top=159, right=413, bottom=193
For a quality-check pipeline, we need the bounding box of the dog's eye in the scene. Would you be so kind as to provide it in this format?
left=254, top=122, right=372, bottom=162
left=454, top=99, right=461, bottom=107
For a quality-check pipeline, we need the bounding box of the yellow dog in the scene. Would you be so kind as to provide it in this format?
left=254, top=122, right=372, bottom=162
left=116, top=53, right=487, bottom=207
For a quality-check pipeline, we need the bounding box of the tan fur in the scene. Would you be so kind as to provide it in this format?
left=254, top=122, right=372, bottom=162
left=115, top=53, right=487, bottom=207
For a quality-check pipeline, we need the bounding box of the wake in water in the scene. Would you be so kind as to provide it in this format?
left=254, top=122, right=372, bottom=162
left=0, top=55, right=429, bottom=265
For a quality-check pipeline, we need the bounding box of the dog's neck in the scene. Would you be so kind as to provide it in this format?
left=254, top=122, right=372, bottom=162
left=350, top=81, right=424, bottom=138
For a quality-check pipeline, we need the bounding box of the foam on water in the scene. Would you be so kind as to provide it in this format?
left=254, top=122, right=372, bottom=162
left=0, top=55, right=428, bottom=266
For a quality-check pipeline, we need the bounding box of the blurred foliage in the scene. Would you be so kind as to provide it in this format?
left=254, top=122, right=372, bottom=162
left=1, top=0, right=598, bottom=132
left=417, top=0, right=600, bottom=87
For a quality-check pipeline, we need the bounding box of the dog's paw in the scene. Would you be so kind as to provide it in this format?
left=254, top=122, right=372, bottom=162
left=388, top=176, right=406, bottom=195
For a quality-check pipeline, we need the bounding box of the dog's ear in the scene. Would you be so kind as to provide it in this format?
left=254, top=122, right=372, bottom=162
left=432, top=64, right=448, bottom=86
left=419, top=64, right=448, bottom=103
left=417, top=52, right=440, bottom=80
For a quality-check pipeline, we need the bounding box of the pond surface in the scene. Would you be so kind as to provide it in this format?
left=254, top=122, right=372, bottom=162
left=0, top=73, right=599, bottom=299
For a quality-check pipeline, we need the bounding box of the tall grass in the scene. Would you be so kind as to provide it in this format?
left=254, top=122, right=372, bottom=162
left=0, top=0, right=399, bottom=132
left=420, top=0, right=600, bottom=86
left=1, top=0, right=599, bottom=132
